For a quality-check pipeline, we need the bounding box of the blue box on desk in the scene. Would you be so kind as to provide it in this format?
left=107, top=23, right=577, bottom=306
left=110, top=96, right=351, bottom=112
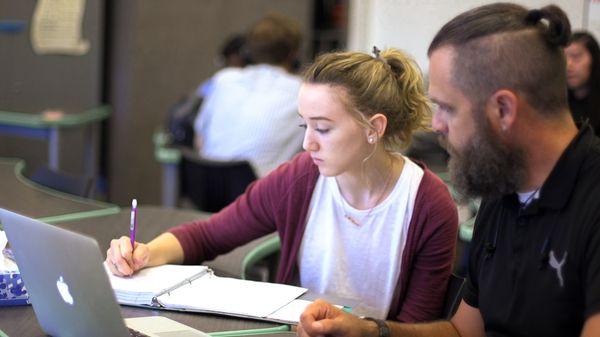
left=0, top=257, right=30, bottom=306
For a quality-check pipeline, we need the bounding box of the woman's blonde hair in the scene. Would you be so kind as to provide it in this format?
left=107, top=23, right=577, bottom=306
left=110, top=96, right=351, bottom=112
left=303, top=48, right=430, bottom=150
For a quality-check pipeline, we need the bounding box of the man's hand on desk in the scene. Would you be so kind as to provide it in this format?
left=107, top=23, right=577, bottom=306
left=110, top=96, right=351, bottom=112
left=105, top=236, right=150, bottom=276
left=296, top=299, right=378, bottom=337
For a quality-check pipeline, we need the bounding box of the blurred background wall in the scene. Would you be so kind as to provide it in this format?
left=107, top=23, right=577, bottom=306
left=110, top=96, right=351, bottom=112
left=0, top=0, right=348, bottom=205
left=1, top=0, right=594, bottom=206
left=348, top=0, right=589, bottom=70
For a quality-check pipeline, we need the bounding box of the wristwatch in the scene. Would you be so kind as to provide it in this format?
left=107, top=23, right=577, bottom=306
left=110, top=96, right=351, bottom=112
left=363, top=317, right=390, bottom=337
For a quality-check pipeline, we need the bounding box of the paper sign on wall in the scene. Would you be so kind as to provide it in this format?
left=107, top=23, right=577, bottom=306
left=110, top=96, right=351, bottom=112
left=31, top=0, right=90, bottom=55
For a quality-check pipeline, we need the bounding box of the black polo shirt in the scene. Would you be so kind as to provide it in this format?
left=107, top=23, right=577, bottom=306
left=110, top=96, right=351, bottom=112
left=464, top=126, right=600, bottom=337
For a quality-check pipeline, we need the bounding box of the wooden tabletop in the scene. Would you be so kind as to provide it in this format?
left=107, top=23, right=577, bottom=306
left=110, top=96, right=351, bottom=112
left=0, top=158, right=115, bottom=219
left=56, top=205, right=278, bottom=278
left=0, top=205, right=291, bottom=336
left=0, top=301, right=293, bottom=336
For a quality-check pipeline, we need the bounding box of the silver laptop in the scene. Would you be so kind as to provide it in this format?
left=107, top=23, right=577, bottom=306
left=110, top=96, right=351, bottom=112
left=0, top=208, right=209, bottom=337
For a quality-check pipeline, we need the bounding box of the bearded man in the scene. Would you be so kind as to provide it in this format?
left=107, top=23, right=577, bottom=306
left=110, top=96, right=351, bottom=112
left=297, top=3, right=600, bottom=337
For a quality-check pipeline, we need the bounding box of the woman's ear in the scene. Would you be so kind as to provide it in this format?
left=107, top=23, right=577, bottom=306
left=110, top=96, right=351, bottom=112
left=368, top=113, right=388, bottom=140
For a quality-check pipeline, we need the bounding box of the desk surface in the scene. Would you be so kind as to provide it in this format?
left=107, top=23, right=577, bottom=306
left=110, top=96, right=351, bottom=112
left=57, top=205, right=277, bottom=278
left=0, top=303, right=291, bottom=337
left=0, top=158, right=116, bottom=219
left=55, top=206, right=206, bottom=252
left=0, top=206, right=288, bottom=336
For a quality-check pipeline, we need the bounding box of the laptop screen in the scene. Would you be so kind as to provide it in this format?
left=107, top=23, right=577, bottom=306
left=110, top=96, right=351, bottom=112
left=1, top=208, right=130, bottom=337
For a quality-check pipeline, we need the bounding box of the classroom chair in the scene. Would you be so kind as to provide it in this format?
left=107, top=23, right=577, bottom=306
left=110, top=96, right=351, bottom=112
left=241, top=234, right=281, bottom=281
left=204, top=233, right=280, bottom=282
left=441, top=273, right=466, bottom=319
left=179, top=146, right=257, bottom=213
left=29, top=165, right=94, bottom=198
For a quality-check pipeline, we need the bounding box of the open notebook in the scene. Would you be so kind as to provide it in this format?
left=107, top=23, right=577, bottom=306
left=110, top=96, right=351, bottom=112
left=106, top=264, right=310, bottom=324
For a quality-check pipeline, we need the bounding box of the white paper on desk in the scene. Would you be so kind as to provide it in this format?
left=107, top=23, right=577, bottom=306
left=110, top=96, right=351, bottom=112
left=106, top=264, right=208, bottom=305
left=107, top=264, right=208, bottom=293
left=267, top=299, right=344, bottom=324
left=31, top=0, right=90, bottom=55
left=266, top=299, right=311, bottom=323
left=158, top=273, right=307, bottom=319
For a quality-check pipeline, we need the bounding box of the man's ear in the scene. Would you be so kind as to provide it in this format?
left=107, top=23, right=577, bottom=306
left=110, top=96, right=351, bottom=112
left=489, top=89, right=518, bottom=132
left=368, top=113, right=388, bottom=140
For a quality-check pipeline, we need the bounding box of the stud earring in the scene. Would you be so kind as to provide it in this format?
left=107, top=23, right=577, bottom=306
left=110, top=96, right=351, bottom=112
left=368, top=137, right=374, bottom=143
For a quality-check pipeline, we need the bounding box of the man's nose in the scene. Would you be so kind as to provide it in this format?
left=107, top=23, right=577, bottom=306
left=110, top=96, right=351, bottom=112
left=431, top=111, right=448, bottom=135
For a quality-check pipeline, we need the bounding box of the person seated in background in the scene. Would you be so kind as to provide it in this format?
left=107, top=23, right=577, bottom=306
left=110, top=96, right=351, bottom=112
left=565, top=31, right=600, bottom=135
left=193, top=13, right=305, bottom=177
left=296, top=4, right=600, bottom=337
left=196, top=33, right=248, bottom=99
left=405, top=131, right=449, bottom=173
left=165, top=34, right=248, bottom=148
left=107, top=48, right=458, bottom=322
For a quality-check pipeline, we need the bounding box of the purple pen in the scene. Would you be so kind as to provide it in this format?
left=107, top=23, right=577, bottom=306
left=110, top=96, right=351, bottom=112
left=129, top=199, right=138, bottom=247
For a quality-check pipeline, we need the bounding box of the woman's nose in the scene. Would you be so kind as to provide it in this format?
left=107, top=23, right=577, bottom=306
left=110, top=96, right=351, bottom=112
left=302, top=130, right=318, bottom=152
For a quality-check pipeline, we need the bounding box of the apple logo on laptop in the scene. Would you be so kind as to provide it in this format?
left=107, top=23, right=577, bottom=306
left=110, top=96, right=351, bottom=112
left=56, top=276, right=74, bottom=305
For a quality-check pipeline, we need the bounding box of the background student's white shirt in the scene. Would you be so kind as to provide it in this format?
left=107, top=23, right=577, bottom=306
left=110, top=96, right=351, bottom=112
left=298, top=156, right=424, bottom=319
left=194, top=64, right=304, bottom=177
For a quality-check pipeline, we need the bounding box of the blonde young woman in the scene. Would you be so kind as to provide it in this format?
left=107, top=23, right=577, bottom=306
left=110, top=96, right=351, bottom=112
left=107, top=48, right=458, bottom=322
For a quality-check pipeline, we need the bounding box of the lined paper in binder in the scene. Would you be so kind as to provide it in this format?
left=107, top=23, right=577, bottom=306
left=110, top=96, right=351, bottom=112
left=106, top=264, right=309, bottom=324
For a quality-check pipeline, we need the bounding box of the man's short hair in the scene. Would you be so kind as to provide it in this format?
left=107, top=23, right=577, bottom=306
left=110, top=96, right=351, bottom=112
left=428, top=3, right=571, bottom=115
left=246, top=13, right=302, bottom=65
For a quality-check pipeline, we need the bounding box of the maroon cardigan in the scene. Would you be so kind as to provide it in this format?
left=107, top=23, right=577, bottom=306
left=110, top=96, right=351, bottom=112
left=169, top=152, right=458, bottom=322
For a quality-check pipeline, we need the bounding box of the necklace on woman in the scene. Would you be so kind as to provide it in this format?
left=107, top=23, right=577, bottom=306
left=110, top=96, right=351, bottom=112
left=341, top=159, right=397, bottom=227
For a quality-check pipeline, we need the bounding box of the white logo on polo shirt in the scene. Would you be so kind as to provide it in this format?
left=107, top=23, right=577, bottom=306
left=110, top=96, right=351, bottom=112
left=549, top=250, right=567, bottom=287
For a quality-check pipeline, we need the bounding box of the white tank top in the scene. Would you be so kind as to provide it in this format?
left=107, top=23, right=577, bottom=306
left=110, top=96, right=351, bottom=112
left=298, top=156, right=424, bottom=319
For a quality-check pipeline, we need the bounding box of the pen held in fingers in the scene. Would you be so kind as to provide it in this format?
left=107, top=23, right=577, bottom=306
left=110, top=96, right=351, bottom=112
left=129, top=198, right=138, bottom=248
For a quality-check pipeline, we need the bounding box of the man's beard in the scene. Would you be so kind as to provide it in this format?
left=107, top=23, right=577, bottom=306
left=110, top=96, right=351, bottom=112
left=446, top=117, right=527, bottom=200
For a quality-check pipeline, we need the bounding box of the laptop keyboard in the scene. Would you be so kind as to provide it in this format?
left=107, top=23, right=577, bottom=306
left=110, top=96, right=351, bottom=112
left=129, top=327, right=152, bottom=337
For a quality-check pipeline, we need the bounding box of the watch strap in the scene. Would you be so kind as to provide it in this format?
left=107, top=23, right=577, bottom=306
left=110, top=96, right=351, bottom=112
left=363, top=317, right=390, bottom=337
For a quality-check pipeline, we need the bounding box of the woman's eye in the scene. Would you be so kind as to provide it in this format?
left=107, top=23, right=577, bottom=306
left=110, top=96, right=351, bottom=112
left=299, top=123, right=330, bottom=134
